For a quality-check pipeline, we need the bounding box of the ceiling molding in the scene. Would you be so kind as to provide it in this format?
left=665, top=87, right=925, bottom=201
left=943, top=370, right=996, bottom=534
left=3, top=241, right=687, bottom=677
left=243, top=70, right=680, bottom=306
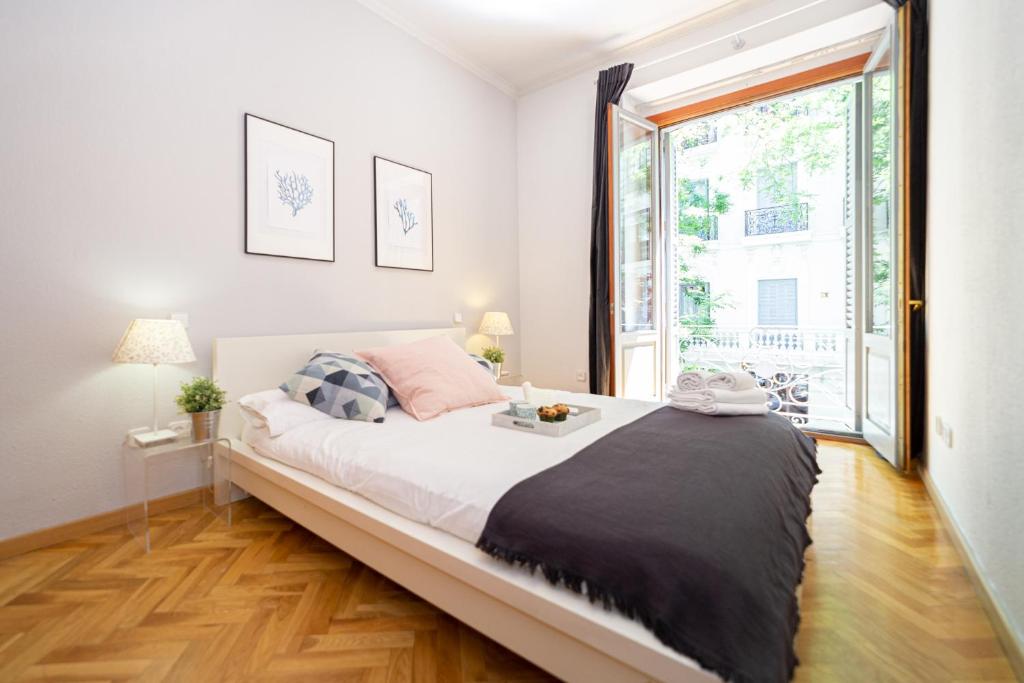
left=352, top=0, right=519, bottom=96
left=637, top=32, right=880, bottom=116
left=350, top=0, right=877, bottom=101
left=515, top=0, right=762, bottom=95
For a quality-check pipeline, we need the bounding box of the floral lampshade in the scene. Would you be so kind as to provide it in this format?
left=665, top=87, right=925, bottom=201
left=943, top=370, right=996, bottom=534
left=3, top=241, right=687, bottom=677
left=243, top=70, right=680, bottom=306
left=479, top=311, right=514, bottom=337
left=112, top=319, right=196, bottom=365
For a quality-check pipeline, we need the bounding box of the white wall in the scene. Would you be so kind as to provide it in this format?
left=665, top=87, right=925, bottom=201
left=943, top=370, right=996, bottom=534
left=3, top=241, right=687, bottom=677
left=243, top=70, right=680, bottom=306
left=926, top=0, right=1024, bottom=646
left=929, top=0, right=1024, bottom=647
left=517, top=72, right=596, bottom=390
left=0, top=0, right=519, bottom=540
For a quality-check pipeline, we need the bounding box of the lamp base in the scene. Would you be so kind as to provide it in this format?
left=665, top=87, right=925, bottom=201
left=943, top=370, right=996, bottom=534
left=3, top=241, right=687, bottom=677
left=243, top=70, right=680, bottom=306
left=132, top=429, right=178, bottom=447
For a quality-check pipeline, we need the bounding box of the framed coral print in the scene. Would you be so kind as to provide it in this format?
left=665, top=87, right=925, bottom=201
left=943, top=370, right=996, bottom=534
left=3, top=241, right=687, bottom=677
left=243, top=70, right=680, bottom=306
left=374, top=156, right=433, bottom=271
left=245, top=114, right=334, bottom=261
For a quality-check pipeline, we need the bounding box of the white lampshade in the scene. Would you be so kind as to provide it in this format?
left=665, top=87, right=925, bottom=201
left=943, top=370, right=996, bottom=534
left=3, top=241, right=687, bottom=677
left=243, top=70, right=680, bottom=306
left=479, top=311, right=514, bottom=337
left=112, top=319, right=196, bottom=365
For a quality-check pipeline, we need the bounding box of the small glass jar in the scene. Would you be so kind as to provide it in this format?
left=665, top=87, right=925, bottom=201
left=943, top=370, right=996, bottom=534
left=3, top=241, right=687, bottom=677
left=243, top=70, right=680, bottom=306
left=510, top=400, right=536, bottom=420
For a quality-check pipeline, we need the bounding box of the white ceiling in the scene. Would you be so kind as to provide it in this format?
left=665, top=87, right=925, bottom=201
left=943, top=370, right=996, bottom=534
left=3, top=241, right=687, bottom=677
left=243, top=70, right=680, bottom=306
left=354, top=0, right=746, bottom=94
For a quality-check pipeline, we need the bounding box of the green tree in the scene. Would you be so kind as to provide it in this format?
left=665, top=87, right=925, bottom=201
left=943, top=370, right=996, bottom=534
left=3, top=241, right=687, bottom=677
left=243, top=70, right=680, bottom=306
left=735, top=85, right=851, bottom=223
left=673, top=158, right=733, bottom=357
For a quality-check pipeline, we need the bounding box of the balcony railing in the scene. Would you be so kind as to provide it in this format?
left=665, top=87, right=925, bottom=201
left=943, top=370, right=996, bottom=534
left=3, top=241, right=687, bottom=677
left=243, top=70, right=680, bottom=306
left=682, top=326, right=840, bottom=353
left=677, top=325, right=851, bottom=430
left=680, top=125, right=718, bottom=150
left=744, top=203, right=809, bottom=236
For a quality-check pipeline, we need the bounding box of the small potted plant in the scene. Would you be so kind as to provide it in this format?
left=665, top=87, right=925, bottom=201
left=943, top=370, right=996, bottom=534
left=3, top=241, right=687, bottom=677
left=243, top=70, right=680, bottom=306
left=176, top=377, right=227, bottom=442
left=481, top=346, right=505, bottom=380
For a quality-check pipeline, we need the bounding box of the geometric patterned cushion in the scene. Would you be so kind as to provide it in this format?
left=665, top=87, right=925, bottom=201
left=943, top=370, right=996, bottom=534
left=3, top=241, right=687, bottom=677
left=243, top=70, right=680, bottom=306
left=279, top=352, right=389, bottom=423
left=468, top=353, right=494, bottom=375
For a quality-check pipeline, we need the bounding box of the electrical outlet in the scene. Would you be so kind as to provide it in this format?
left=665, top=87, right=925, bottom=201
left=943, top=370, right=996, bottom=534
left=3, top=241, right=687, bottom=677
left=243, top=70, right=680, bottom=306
left=576, top=370, right=587, bottom=382
left=168, top=420, right=191, bottom=438
left=935, top=416, right=953, bottom=448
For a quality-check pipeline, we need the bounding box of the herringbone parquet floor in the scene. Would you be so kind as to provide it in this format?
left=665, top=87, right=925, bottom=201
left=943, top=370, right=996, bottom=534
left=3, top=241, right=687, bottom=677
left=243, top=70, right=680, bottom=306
left=0, top=442, right=1016, bottom=682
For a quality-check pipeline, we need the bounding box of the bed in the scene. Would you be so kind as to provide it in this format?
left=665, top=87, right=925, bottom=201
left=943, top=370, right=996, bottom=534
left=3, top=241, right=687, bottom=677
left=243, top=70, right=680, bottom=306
left=212, top=327, right=817, bottom=683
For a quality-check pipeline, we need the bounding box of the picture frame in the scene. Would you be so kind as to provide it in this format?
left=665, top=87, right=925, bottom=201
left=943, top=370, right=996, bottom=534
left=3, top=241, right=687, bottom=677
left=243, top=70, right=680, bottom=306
left=373, top=156, right=434, bottom=271
left=245, top=114, right=335, bottom=262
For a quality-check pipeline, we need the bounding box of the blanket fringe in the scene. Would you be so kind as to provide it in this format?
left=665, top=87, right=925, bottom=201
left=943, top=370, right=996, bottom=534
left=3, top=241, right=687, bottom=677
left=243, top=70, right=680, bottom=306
left=475, top=535, right=758, bottom=683
left=476, top=434, right=820, bottom=683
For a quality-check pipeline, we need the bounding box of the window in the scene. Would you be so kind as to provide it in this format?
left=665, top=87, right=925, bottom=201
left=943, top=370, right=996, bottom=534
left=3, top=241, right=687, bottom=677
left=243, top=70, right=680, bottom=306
left=678, top=178, right=718, bottom=240
left=756, top=162, right=797, bottom=209
left=747, top=163, right=807, bottom=236
left=679, top=280, right=710, bottom=322
left=758, top=278, right=798, bottom=326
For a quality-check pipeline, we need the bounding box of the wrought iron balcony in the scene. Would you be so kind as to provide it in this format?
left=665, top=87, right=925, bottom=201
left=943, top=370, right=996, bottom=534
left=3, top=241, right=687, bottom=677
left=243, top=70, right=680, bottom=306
left=676, top=325, right=850, bottom=430
left=680, top=125, right=718, bottom=150
left=744, top=203, right=809, bottom=236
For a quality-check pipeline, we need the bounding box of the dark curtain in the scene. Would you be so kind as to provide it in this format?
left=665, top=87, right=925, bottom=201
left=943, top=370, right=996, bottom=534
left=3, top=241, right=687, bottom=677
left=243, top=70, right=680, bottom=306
left=885, top=0, right=929, bottom=460
left=588, top=63, right=633, bottom=395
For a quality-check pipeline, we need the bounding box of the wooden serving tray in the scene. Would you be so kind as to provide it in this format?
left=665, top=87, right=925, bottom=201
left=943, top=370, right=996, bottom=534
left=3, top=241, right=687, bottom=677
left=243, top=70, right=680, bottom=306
left=491, top=405, right=601, bottom=437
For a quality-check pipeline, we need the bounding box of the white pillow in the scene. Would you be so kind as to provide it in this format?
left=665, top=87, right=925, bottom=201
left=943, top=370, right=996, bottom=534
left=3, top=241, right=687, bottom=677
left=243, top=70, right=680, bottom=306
left=239, top=389, right=331, bottom=437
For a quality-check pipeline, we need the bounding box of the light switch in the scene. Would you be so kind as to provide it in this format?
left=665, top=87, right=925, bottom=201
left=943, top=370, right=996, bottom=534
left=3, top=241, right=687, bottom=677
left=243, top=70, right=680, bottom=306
left=452, top=312, right=463, bottom=325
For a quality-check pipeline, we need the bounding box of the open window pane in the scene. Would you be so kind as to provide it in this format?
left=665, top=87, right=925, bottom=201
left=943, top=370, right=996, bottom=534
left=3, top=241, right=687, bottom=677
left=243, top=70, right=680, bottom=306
left=611, top=107, right=660, bottom=400
left=869, top=51, right=893, bottom=337
left=618, top=120, right=655, bottom=334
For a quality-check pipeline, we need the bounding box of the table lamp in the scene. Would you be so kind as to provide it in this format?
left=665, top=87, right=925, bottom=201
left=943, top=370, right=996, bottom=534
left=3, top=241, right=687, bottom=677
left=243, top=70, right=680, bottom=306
left=113, top=318, right=196, bottom=446
left=479, top=311, right=514, bottom=347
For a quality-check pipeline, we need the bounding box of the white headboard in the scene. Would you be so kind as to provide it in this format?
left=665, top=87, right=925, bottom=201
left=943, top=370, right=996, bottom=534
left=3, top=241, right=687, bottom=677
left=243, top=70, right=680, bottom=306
left=213, top=327, right=465, bottom=439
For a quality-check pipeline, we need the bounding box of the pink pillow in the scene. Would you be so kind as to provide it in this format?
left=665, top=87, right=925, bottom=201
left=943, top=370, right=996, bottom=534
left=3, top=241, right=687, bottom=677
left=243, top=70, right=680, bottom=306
left=356, top=336, right=507, bottom=421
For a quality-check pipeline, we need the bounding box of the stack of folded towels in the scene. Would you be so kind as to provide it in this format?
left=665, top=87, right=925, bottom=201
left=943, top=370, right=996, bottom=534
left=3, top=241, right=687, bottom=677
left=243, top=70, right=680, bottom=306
left=667, top=370, right=769, bottom=416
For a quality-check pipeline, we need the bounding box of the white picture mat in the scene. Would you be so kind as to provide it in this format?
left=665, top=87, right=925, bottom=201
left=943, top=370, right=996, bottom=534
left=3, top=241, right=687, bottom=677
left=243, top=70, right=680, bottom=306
left=246, top=115, right=334, bottom=261
left=375, top=157, right=433, bottom=271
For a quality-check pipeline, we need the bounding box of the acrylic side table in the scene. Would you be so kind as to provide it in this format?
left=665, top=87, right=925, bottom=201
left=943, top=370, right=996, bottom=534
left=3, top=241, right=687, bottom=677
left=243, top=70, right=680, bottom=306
left=122, top=435, right=233, bottom=553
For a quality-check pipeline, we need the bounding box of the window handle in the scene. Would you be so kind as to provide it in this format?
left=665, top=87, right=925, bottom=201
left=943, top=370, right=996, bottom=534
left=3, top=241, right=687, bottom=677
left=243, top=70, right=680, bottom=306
left=908, top=299, right=924, bottom=312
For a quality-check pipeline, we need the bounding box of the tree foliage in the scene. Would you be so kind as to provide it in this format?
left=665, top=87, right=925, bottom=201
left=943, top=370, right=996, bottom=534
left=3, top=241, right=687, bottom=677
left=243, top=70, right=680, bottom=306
left=733, top=85, right=851, bottom=209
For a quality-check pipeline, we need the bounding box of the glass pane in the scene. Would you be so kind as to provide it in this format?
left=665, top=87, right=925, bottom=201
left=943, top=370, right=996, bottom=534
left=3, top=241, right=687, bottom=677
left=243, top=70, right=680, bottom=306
left=870, top=52, right=893, bottom=336
left=665, top=81, right=857, bottom=433
left=617, top=119, right=655, bottom=334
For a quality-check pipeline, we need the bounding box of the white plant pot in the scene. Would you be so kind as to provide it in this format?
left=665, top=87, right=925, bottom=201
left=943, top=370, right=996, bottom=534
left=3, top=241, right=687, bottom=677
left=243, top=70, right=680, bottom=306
left=493, top=362, right=502, bottom=380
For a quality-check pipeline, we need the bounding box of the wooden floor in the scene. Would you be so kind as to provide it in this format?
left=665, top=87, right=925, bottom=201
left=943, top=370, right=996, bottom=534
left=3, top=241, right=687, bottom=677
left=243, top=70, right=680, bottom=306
left=0, top=442, right=1016, bottom=682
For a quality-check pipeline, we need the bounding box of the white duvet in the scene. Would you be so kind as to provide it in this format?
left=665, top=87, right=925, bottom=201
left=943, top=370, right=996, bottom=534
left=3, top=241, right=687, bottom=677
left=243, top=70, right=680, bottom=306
left=243, top=387, right=660, bottom=542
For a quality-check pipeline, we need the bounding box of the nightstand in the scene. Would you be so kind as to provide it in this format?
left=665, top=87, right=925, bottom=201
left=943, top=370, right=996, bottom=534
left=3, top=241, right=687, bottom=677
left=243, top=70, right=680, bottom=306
left=497, top=374, right=524, bottom=387
left=122, top=435, right=233, bottom=553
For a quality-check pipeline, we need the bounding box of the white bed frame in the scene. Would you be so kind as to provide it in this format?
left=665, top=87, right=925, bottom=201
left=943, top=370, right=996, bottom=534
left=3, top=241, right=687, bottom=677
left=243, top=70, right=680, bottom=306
left=212, top=327, right=716, bottom=683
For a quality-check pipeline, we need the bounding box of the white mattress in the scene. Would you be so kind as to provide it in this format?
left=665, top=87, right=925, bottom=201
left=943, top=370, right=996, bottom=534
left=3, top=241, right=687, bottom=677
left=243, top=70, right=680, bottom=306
left=243, top=387, right=660, bottom=542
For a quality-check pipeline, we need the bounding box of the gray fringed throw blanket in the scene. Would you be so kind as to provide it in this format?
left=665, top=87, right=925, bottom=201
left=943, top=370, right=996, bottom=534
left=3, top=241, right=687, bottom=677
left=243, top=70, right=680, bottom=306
left=476, top=407, right=819, bottom=683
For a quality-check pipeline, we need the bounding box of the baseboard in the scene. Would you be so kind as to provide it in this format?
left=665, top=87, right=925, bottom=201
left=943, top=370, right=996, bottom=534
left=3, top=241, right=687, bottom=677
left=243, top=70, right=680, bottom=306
left=0, top=487, right=202, bottom=561
left=806, top=431, right=867, bottom=446
left=919, top=464, right=1024, bottom=681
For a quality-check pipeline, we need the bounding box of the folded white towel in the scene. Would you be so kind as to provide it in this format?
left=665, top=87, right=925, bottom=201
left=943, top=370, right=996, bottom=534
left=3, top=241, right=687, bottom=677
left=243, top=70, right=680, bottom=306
left=676, top=371, right=710, bottom=391
left=668, top=387, right=768, bottom=406
left=706, top=371, right=758, bottom=391
left=668, top=401, right=769, bottom=416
